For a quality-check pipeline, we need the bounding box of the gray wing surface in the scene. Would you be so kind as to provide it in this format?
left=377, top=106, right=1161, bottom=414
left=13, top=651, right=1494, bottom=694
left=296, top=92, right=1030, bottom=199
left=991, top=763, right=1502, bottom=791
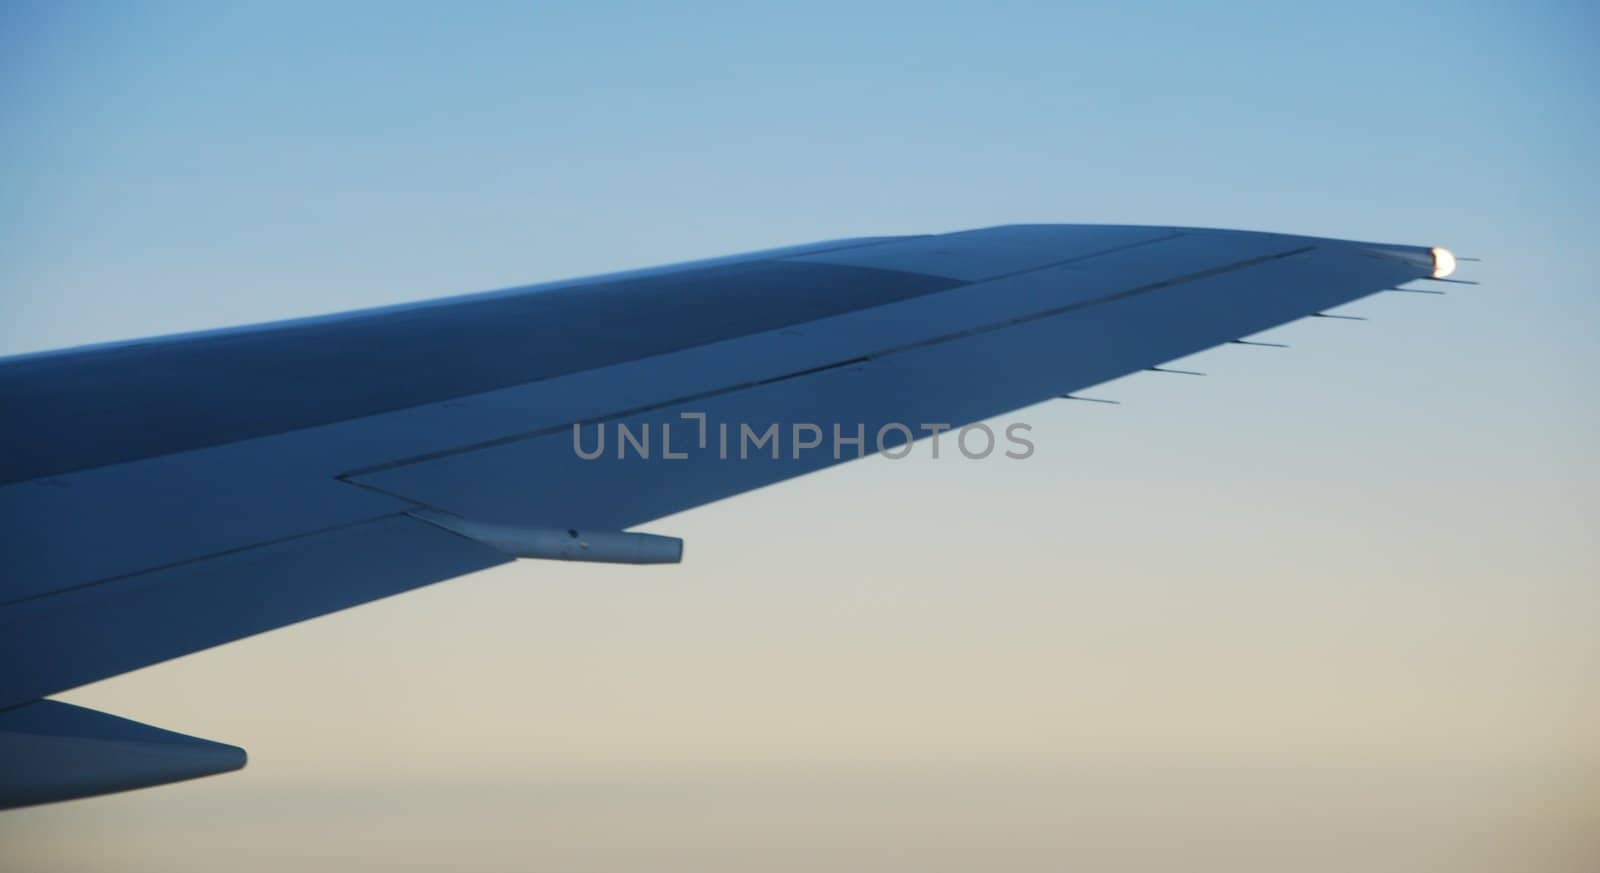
left=0, top=224, right=1451, bottom=806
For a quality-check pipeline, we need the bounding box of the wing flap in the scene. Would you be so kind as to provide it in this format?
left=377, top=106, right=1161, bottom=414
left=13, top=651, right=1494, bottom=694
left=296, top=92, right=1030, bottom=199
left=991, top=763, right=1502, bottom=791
left=0, top=515, right=508, bottom=708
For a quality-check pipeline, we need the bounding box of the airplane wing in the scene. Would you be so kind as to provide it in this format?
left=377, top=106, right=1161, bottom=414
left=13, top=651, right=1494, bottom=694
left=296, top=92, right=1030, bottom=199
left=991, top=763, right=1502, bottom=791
left=0, top=224, right=1457, bottom=807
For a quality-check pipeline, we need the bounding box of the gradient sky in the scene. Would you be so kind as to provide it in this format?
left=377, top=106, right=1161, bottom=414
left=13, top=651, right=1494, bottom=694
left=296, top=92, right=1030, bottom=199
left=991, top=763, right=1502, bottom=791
left=1, top=2, right=1596, bottom=871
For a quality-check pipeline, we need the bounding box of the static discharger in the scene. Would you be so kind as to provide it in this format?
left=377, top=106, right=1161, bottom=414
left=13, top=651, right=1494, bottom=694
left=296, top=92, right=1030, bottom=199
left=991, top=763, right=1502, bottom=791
left=1229, top=339, right=1289, bottom=348
left=1059, top=394, right=1120, bottom=404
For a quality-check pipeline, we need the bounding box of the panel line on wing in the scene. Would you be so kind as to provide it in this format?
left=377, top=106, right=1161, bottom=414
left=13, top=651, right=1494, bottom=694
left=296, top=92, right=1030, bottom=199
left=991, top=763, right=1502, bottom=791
left=338, top=246, right=1315, bottom=480
left=0, top=513, right=413, bottom=609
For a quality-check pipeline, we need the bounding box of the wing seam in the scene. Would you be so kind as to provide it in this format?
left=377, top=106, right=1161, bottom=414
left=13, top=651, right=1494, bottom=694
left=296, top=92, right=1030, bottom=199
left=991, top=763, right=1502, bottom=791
left=337, top=245, right=1315, bottom=480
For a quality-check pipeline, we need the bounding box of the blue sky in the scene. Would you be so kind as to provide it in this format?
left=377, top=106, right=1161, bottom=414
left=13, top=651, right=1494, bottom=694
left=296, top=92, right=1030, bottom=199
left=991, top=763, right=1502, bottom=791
left=2, top=3, right=1595, bottom=870
left=3, top=0, right=1593, bottom=504
left=3, top=1, right=1595, bottom=350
